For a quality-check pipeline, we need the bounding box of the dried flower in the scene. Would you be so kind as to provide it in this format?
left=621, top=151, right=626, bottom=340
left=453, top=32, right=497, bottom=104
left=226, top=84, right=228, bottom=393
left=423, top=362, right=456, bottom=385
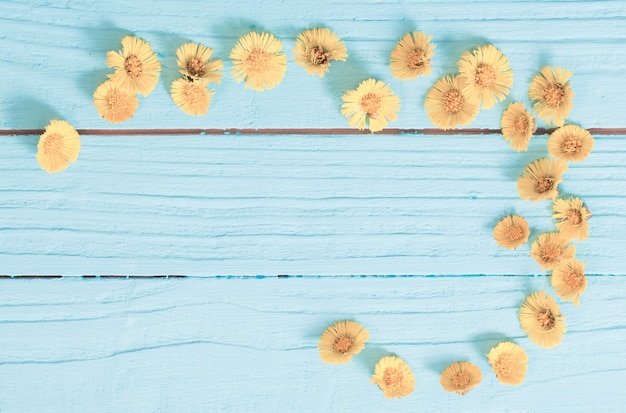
left=517, top=157, right=568, bottom=202
left=390, top=32, right=435, bottom=80
left=370, top=356, right=415, bottom=398
left=293, top=28, right=347, bottom=77
left=486, top=341, right=528, bottom=385
left=93, top=80, right=139, bottom=123
left=36, top=120, right=81, bottom=173
left=457, top=44, right=513, bottom=109
left=425, top=75, right=479, bottom=130
left=317, top=320, right=369, bottom=364
left=493, top=214, right=530, bottom=249
left=170, top=78, right=213, bottom=116
left=107, top=35, right=161, bottom=96
left=440, top=361, right=482, bottom=395
left=519, top=291, right=567, bottom=348
left=548, top=124, right=594, bottom=162
left=341, top=78, right=400, bottom=132
left=500, top=102, right=536, bottom=152
left=553, top=197, right=591, bottom=241
left=176, top=42, right=223, bottom=83
left=230, top=31, right=287, bottom=91
left=530, top=232, right=576, bottom=270
left=551, top=258, right=587, bottom=306
left=528, top=66, right=574, bottom=126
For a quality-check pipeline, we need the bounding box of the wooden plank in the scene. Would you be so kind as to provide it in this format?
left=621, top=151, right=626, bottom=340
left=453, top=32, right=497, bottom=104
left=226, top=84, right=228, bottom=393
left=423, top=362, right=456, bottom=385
left=1, top=133, right=624, bottom=276
left=0, top=276, right=624, bottom=412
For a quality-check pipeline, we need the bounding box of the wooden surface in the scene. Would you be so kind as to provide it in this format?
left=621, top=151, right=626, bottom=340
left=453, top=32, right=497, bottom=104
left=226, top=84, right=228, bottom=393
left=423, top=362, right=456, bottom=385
left=1, top=0, right=625, bottom=411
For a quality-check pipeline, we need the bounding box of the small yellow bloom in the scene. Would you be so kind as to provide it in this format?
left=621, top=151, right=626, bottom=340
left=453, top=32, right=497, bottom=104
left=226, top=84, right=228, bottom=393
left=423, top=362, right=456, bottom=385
left=390, top=32, right=435, bottom=80
left=293, top=28, right=347, bottom=77
left=500, top=102, right=536, bottom=152
left=93, top=80, right=139, bottom=123
left=548, top=124, right=594, bottom=162
left=519, top=291, right=567, bottom=348
left=425, top=75, right=479, bottom=130
left=317, top=320, right=369, bottom=364
left=107, top=35, right=162, bottom=96
left=552, top=197, right=591, bottom=241
left=370, top=356, right=415, bottom=398
left=230, top=31, right=287, bottom=91
left=486, top=341, right=528, bottom=385
left=457, top=44, right=513, bottom=109
left=517, top=157, right=568, bottom=202
left=440, top=361, right=482, bottom=395
left=528, top=66, right=574, bottom=126
left=551, top=258, right=587, bottom=306
left=36, top=120, right=81, bottom=174
left=170, top=78, right=213, bottom=116
left=176, top=42, right=223, bottom=83
left=530, top=232, right=576, bottom=270
left=341, top=78, right=400, bottom=133
left=493, top=214, right=530, bottom=250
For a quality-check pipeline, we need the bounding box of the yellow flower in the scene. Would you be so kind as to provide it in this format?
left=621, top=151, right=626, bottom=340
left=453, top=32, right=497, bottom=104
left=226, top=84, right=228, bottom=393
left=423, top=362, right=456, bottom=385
left=230, top=31, right=287, bottom=91
left=36, top=120, right=80, bottom=174
left=457, top=44, right=513, bottom=109
left=517, top=157, right=568, bottom=202
left=107, top=35, right=161, bottom=96
left=440, top=361, right=482, bottom=395
left=176, top=42, right=223, bottom=83
left=551, top=258, right=587, bottom=306
left=293, top=28, right=347, bottom=77
left=317, top=320, right=369, bottom=364
left=370, top=356, right=415, bottom=398
left=528, top=66, right=574, bottom=126
left=170, top=78, right=213, bottom=116
left=486, top=341, right=528, bottom=385
left=519, top=291, right=567, bottom=348
left=493, top=214, right=530, bottom=250
left=341, top=78, right=400, bottom=133
left=425, top=75, right=479, bottom=130
left=389, top=32, right=436, bottom=80
left=548, top=124, right=594, bottom=162
left=93, top=80, right=139, bottom=123
left=500, top=102, right=536, bottom=152
left=530, top=232, right=576, bottom=270
left=552, top=197, right=591, bottom=241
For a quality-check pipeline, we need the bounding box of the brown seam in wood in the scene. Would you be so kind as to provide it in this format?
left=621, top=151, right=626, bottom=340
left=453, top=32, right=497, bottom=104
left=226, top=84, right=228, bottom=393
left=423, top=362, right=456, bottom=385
left=2, top=127, right=626, bottom=136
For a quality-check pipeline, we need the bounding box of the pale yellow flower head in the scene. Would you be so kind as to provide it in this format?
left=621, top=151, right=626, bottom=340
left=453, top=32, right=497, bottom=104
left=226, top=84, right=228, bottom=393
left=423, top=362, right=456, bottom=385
left=440, top=361, right=482, bottom=395
left=486, top=341, right=528, bottom=385
left=230, top=31, right=287, bottom=91
left=500, top=102, right=536, bottom=152
left=36, top=120, right=81, bottom=174
left=341, top=78, right=400, bottom=133
left=548, top=124, right=594, bottom=162
left=517, top=157, right=568, bottom=202
left=551, top=258, right=587, bottom=306
left=293, top=28, right=347, bottom=77
left=390, top=32, right=435, bottom=80
left=370, top=356, right=415, bottom=398
left=493, top=214, right=530, bottom=250
left=425, top=75, right=479, bottom=130
left=106, top=35, right=161, bottom=96
left=552, top=197, right=591, bottom=241
left=317, top=320, right=369, bottom=364
left=519, top=291, right=567, bottom=348
left=93, top=80, right=139, bottom=123
left=170, top=78, right=213, bottom=116
left=530, top=232, right=576, bottom=270
left=176, top=42, right=223, bottom=83
left=528, top=66, right=574, bottom=126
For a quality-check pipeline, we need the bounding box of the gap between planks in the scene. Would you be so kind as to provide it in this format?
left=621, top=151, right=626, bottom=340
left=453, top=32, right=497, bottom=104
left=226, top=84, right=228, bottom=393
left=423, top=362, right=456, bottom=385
left=2, top=128, right=626, bottom=136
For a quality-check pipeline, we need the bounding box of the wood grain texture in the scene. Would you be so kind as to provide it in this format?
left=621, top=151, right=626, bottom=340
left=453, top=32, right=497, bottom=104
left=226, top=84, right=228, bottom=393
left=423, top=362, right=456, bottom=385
left=1, top=277, right=624, bottom=412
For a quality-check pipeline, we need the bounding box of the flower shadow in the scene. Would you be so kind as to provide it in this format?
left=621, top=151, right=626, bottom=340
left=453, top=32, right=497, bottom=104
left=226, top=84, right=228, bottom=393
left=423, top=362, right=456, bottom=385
left=435, top=34, right=490, bottom=76
left=471, top=331, right=511, bottom=358
left=10, top=97, right=63, bottom=153
left=358, top=345, right=390, bottom=374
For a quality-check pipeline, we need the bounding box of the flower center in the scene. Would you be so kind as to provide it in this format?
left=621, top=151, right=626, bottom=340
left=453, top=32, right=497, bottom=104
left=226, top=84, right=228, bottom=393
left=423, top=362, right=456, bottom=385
left=567, top=208, right=583, bottom=225
left=360, top=93, right=382, bottom=119
left=543, top=84, right=565, bottom=108
left=183, top=83, right=205, bottom=104
left=407, top=49, right=425, bottom=69
left=535, top=177, right=555, bottom=194
left=244, top=49, right=270, bottom=73
left=508, top=226, right=523, bottom=241
left=332, top=336, right=353, bottom=354
left=541, top=246, right=561, bottom=263
left=308, top=46, right=330, bottom=67
left=43, top=133, right=64, bottom=155
left=537, top=309, right=555, bottom=330
left=124, top=55, right=143, bottom=79
left=494, top=354, right=514, bottom=377
left=108, top=90, right=128, bottom=112
left=452, top=372, right=471, bottom=389
left=187, top=57, right=206, bottom=77
left=561, top=136, right=582, bottom=154
left=514, top=115, right=529, bottom=134
left=565, top=270, right=584, bottom=289
left=474, top=64, right=497, bottom=88
left=383, top=367, right=404, bottom=386
left=442, top=90, right=464, bottom=114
